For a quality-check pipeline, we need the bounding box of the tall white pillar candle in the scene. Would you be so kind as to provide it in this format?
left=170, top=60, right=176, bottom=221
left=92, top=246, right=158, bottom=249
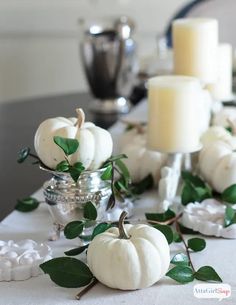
left=207, top=43, right=233, bottom=101
left=147, top=76, right=202, bottom=153
left=173, top=18, right=219, bottom=84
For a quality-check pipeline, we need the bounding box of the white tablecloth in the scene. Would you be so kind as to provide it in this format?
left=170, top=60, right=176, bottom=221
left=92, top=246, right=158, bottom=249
left=0, top=101, right=235, bottom=305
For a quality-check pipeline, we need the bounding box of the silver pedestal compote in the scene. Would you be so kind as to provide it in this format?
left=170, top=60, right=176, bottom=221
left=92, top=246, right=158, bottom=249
left=41, top=167, right=133, bottom=241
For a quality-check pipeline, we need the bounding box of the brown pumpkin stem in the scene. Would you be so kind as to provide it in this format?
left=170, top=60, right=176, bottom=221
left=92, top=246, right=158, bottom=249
left=118, top=211, right=130, bottom=239
left=75, top=108, right=85, bottom=128
left=75, top=278, right=98, bottom=301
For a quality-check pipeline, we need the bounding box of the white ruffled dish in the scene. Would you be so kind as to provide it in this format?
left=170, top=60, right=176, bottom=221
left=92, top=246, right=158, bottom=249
left=181, top=199, right=236, bottom=239
left=0, top=239, right=52, bottom=281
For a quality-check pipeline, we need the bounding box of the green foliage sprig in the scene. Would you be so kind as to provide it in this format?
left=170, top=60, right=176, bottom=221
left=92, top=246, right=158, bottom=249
left=181, top=171, right=236, bottom=228
left=181, top=171, right=212, bottom=205
left=15, top=197, right=42, bottom=212
left=145, top=210, right=222, bottom=284
left=53, top=137, right=85, bottom=182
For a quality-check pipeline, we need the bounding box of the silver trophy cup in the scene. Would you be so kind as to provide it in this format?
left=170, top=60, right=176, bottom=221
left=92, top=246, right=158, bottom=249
left=80, top=16, right=137, bottom=114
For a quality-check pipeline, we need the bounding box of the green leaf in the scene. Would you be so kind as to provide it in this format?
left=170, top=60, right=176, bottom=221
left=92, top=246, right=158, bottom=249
left=130, top=174, right=154, bottom=195
left=73, top=162, right=85, bottom=171
left=196, top=186, right=212, bottom=200
left=15, top=197, right=40, bottom=212
left=225, top=126, right=233, bottom=134
left=181, top=181, right=212, bottom=206
left=40, top=257, right=94, bottom=288
left=194, top=266, right=222, bottom=283
left=83, top=202, right=97, bottom=220
left=101, top=165, right=113, bottom=181
left=114, top=180, right=132, bottom=197
left=222, top=184, right=236, bottom=204
left=173, top=231, right=182, bottom=243
left=64, top=221, right=84, bottom=239
left=64, top=244, right=89, bottom=256
left=17, top=147, right=30, bottom=163
left=53, top=136, right=79, bottom=156
left=68, top=165, right=84, bottom=183
left=166, top=266, right=194, bottom=284
left=152, top=224, right=173, bottom=244
left=56, top=160, right=70, bottom=172
left=188, top=238, right=206, bottom=252
left=171, top=253, right=189, bottom=266
left=182, top=171, right=205, bottom=188
left=181, top=182, right=197, bottom=205
left=91, top=223, right=111, bottom=240
left=78, top=235, right=92, bottom=242
left=177, top=223, right=199, bottom=235
left=106, top=154, right=128, bottom=163
left=224, top=205, right=236, bottom=227
left=146, top=209, right=175, bottom=223
left=115, top=159, right=131, bottom=186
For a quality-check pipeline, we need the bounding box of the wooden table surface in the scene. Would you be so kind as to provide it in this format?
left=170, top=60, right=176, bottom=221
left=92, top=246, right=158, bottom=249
left=0, top=92, right=119, bottom=220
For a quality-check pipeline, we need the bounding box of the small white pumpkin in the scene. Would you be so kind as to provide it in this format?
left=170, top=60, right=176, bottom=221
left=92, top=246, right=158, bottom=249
left=200, top=126, right=236, bottom=149
left=119, top=127, right=167, bottom=184
left=213, top=107, right=236, bottom=127
left=199, top=139, right=236, bottom=193
left=34, top=108, right=113, bottom=170
left=87, top=212, right=170, bottom=290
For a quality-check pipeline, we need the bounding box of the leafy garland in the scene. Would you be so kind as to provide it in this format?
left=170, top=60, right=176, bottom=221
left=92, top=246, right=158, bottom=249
left=17, top=136, right=153, bottom=213
left=16, top=136, right=236, bottom=299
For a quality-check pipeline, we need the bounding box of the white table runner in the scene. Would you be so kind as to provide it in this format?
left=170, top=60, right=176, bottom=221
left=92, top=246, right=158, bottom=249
left=0, top=101, right=235, bottom=305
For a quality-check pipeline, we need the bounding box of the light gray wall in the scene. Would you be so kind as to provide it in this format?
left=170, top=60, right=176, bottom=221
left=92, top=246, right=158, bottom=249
left=0, top=0, right=187, bottom=102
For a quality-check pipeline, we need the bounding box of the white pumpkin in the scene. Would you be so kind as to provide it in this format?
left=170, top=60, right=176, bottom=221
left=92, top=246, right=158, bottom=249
left=213, top=107, right=236, bottom=127
left=87, top=212, right=170, bottom=290
left=34, top=108, right=113, bottom=170
left=119, top=128, right=167, bottom=184
left=200, top=126, right=236, bottom=149
left=199, top=140, right=236, bottom=193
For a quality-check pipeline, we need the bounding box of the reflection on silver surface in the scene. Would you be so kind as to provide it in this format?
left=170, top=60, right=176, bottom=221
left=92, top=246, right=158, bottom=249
left=41, top=167, right=133, bottom=240
left=80, top=16, right=138, bottom=114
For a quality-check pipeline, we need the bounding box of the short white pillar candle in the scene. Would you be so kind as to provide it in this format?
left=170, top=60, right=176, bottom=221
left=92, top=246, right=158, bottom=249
left=147, top=76, right=202, bottom=153
left=207, top=43, right=233, bottom=101
left=173, top=18, right=219, bottom=84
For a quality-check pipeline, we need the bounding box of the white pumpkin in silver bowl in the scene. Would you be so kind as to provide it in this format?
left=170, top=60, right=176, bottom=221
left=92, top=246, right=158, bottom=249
left=34, top=108, right=113, bottom=170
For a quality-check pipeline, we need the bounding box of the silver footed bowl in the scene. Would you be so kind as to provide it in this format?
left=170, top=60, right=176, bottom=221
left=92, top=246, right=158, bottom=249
left=40, top=166, right=134, bottom=240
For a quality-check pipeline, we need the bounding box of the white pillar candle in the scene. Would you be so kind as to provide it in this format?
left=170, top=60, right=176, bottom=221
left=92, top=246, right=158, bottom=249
left=147, top=76, right=202, bottom=153
left=207, top=43, right=233, bottom=101
left=173, top=18, right=219, bottom=84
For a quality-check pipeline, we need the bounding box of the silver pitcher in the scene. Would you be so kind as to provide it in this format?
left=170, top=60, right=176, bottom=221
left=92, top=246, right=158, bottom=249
left=80, top=16, right=138, bottom=114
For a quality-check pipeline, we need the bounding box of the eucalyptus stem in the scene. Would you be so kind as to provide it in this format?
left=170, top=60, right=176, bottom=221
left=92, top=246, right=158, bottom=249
left=27, top=152, right=50, bottom=170
left=110, top=162, right=116, bottom=207
left=118, top=211, right=130, bottom=239
left=114, top=166, right=122, bottom=177
left=75, top=278, right=98, bottom=301
left=28, top=153, right=40, bottom=160
left=146, top=213, right=183, bottom=226
left=175, top=221, right=195, bottom=272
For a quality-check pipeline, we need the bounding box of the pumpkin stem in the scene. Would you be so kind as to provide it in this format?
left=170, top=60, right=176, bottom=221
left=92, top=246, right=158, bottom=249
left=118, top=211, right=130, bottom=239
left=75, top=108, right=85, bottom=127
